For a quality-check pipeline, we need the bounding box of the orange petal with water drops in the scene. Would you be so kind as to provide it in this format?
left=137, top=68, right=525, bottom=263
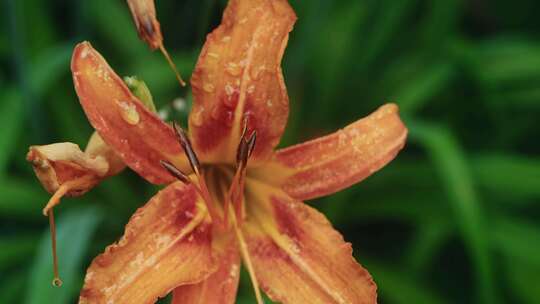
left=79, top=182, right=216, bottom=304
left=260, top=103, right=407, bottom=201
left=171, top=231, right=241, bottom=304
left=72, top=41, right=190, bottom=184
left=190, top=0, right=296, bottom=165
left=242, top=182, right=377, bottom=304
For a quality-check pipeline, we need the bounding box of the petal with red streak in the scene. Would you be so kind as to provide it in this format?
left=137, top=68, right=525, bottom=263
left=79, top=182, right=215, bottom=304
left=261, top=103, right=407, bottom=200
left=190, top=0, right=296, bottom=165
left=243, top=182, right=377, bottom=304
left=172, top=232, right=240, bottom=304
left=72, top=42, right=189, bottom=184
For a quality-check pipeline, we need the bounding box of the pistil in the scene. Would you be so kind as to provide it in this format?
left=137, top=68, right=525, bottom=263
left=162, top=123, right=223, bottom=228
left=40, top=174, right=97, bottom=288
left=226, top=121, right=256, bottom=226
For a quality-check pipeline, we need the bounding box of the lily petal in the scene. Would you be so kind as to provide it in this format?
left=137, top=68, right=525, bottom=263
left=79, top=182, right=215, bottom=304
left=72, top=41, right=190, bottom=184
left=190, top=0, right=296, bottom=165
left=262, top=103, right=407, bottom=200
left=26, top=136, right=122, bottom=197
left=171, top=232, right=240, bottom=304
left=243, top=181, right=377, bottom=304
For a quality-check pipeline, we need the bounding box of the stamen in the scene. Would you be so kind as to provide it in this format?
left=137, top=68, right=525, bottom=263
left=160, top=160, right=191, bottom=184
left=41, top=175, right=96, bottom=288
left=172, top=122, right=201, bottom=175
left=230, top=207, right=264, bottom=304
left=246, top=131, right=257, bottom=159
left=227, top=129, right=257, bottom=226
left=158, top=43, right=186, bottom=87
left=169, top=123, right=223, bottom=229
left=48, top=209, right=63, bottom=287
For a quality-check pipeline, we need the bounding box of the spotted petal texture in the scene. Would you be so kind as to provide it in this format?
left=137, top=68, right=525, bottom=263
left=190, top=0, right=296, bottom=165
left=265, top=103, right=407, bottom=200
left=79, top=182, right=215, bottom=304
left=243, top=182, right=377, bottom=304
left=171, top=232, right=240, bottom=304
left=72, top=42, right=189, bottom=185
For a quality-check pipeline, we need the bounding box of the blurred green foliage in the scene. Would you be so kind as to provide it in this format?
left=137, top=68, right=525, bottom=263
left=1, top=0, right=539, bottom=303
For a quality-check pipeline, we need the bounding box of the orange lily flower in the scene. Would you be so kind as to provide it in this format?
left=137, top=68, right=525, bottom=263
left=28, top=0, right=407, bottom=303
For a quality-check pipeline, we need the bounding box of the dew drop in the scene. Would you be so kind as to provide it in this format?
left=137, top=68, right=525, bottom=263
left=225, top=84, right=235, bottom=97
left=116, top=101, right=140, bottom=125
left=222, top=36, right=231, bottom=43
left=191, top=108, right=204, bottom=127
left=247, top=85, right=255, bottom=94
left=207, top=52, right=220, bottom=59
left=251, top=65, right=265, bottom=80
left=225, top=62, right=242, bottom=76
left=203, top=83, right=215, bottom=93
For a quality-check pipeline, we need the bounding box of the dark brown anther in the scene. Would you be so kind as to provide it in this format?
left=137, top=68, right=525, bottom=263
left=246, top=131, right=257, bottom=158
left=172, top=122, right=201, bottom=174
left=236, top=117, right=252, bottom=166
left=236, top=138, right=249, bottom=168
left=160, top=160, right=191, bottom=184
left=142, top=16, right=156, bottom=37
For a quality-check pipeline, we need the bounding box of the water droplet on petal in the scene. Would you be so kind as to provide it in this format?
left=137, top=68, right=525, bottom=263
left=226, top=62, right=242, bottom=76
left=251, top=65, right=265, bottom=80
left=191, top=108, right=204, bottom=127
left=116, top=100, right=140, bottom=125
left=207, top=52, right=220, bottom=59
left=203, top=83, right=215, bottom=93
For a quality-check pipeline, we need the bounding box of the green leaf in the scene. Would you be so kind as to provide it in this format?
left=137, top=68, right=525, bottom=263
left=30, top=44, right=72, bottom=95
left=0, top=234, right=39, bottom=271
left=472, top=154, right=540, bottom=201
left=409, top=120, right=496, bottom=304
left=0, top=273, right=26, bottom=304
left=0, top=88, right=24, bottom=176
left=405, top=220, right=453, bottom=275
left=25, top=206, right=103, bottom=304
left=392, top=62, right=455, bottom=114
left=491, top=216, right=540, bottom=267
left=505, top=259, right=540, bottom=304
left=366, top=260, right=450, bottom=304
left=0, top=178, right=46, bottom=219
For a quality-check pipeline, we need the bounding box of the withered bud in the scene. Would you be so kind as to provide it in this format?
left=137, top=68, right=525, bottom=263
left=126, top=0, right=163, bottom=50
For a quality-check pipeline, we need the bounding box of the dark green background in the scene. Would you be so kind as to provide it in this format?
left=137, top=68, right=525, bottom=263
left=2, top=0, right=539, bottom=303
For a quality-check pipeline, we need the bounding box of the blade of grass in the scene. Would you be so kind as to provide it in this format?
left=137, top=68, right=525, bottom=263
left=409, top=120, right=496, bottom=304
left=472, top=154, right=540, bottom=201
left=365, top=259, right=450, bottom=304
left=0, top=273, right=26, bottom=304
left=491, top=216, right=540, bottom=267
left=30, top=44, right=72, bottom=95
left=0, top=178, right=47, bottom=219
left=25, top=206, right=103, bottom=304
left=0, top=88, right=24, bottom=176
left=0, top=235, right=39, bottom=271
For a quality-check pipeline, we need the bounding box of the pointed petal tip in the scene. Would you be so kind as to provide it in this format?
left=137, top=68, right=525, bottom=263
left=243, top=186, right=378, bottom=303
left=267, top=103, right=407, bottom=200
left=69, top=42, right=191, bottom=184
